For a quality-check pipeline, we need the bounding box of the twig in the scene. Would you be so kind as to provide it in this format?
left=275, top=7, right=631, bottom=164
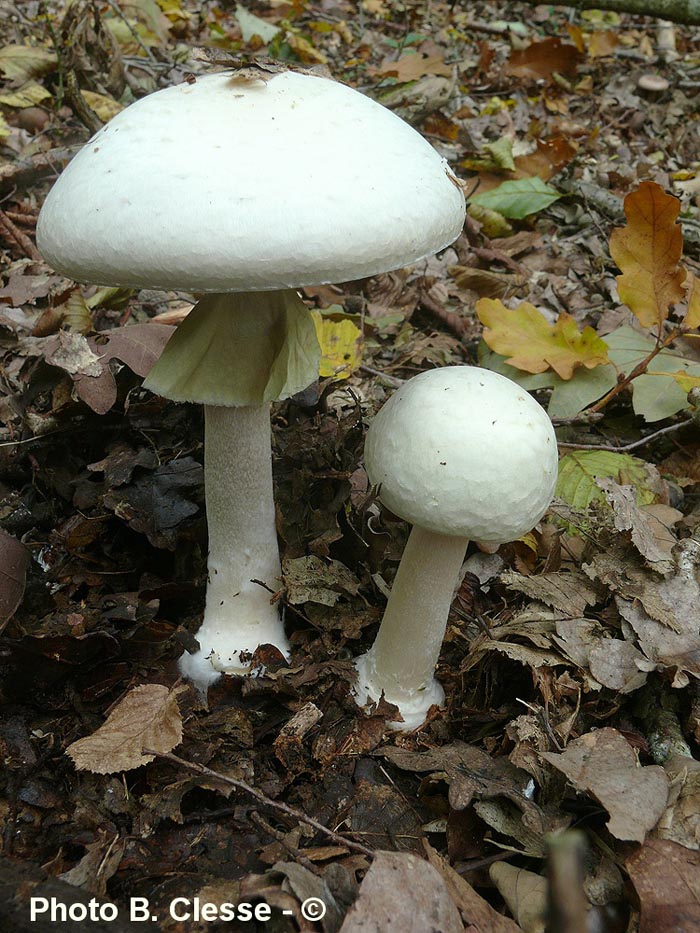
left=418, top=290, right=469, bottom=339
left=557, top=415, right=692, bottom=452
left=249, top=811, right=321, bottom=874
left=0, top=147, right=76, bottom=195
left=587, top=328, right=684, bottom=414
left=0, top=209, right=41, bottom=261
left=359, top=364, right=404, bottom=387
left=143, top=748, right=375, bottom=860
left=104, top=0, right=159, bottom=64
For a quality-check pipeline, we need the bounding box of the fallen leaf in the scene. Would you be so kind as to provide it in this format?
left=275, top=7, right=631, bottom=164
left=283, top=556, right=360, bottom=606
left=609, top=182, right=686, bottom=329
left=471, top=177, right=561, bottom=219
left=587, top=30, right=619, bottom=58
left=66, top=683, right=187, bottom=774
left=501, top=570, right=602, bottom=617
left=683, top=273, right=700, bottom=329
left=372, top=51, right=452, bottom=82
left=616, top=538, right=700, bottom=687
left=657, top=755, right=700, bottom=850
left=311, top=309, right=363, bottom=380
left=81, top=89, right=124, bottom=122
left=596, top=478, right=682, bottom=570
left=59, top=831, right=125, bottom=895
left=423, top=842, right=521, bottom=932
left=338, top=851, right=463, bottom=933
left=0, top=529, right=30, bottom=630
left=542, top=727, right=669, bottom=842
left=556, top=450, right=655, bottom=509
left=489, top=861, right=547, bottom=933
left=477, top=299, right=610, bottom=380
left=0, top=80, right=51, bottom=108
left=506, top=38, right=582, bottom=80
left=0, top=44, right=57, bottom=81
left=626, top=838, right=700, bottom=933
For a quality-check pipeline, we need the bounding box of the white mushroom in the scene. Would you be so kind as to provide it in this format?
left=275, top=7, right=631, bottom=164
left=354, top=366, right=558, bottom=730
left=37, top=70, right=465, bottom=688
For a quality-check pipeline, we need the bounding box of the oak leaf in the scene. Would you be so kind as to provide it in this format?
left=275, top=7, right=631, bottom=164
left=609, top=181, right=686, bottom=328
left=67, top=684, right=186, bottom=774
left=476, top=298, right=609, bottom=379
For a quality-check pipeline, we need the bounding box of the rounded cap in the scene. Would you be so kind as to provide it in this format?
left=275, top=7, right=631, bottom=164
left=364, top=366, right=558, bottom=542
left=37, top=71, right=465, bottom=292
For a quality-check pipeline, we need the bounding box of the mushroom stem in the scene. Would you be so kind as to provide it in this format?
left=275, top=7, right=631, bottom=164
left=354, top=525, right=467, bottom=729
left=178, top=403, right=289, bottom=686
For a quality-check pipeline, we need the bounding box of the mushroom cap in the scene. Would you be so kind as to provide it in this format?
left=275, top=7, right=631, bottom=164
left=364, top=366, right=558, bottom=542
left=37, top=72, right=465, bottom=292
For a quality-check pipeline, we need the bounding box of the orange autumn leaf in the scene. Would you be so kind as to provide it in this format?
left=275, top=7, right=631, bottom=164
left=609, top=182, right=686, bottom=329
left=476, top=298, right=610, bottom=380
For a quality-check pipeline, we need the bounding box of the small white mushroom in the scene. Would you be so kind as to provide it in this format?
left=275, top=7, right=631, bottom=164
left=354, top=366, right=559, bottom=730
left=37, top=71, right=466, bottom=689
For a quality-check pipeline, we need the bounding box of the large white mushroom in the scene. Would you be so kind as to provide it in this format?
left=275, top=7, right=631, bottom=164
left=354, top=366, right=558, bottom=730
left=36, top=70, right=465, bottom=688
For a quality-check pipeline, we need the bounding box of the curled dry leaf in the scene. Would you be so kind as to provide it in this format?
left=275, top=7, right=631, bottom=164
left=0, top=528, right=30, bottom=630
left=67, top=683, right=187, bottom=774
left=542, top=727, right=669, bottom=843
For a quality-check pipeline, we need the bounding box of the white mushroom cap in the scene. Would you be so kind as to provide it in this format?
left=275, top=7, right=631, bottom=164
left=364, top=366, right=558, bottom=542
left=37, top=71, right=465, bottom=291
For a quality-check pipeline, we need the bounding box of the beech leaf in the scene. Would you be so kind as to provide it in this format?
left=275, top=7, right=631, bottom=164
left=66, top=684, right=187, bottom=774
left=0, top=529, right=30, bottom=630
left=609, top=181, right=686, bottom=328
left=476, top=299, right=609, bottom=380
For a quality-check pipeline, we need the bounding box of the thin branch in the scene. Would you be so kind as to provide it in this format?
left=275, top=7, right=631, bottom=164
left=482, top=0, right=700, bottom=26
left=0, top=209, right=41, bottom=261
left=143, top=748, right=375, bottom=860
left=557, top=415, right=692, bottom=451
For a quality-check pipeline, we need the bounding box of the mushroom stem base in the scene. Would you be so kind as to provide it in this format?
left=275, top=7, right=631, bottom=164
left=179, top=403, right=289, bottom=688
left=352, top=526, right=467, bottom=730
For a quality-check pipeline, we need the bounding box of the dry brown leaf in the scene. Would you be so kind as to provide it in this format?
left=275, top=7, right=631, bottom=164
left=616, top=539, right=700, bottom=687
left=501, top=570, right=602, bottom=617
left=596, top=478, right=682, bottom=570
left=542, top=728, right=669, bottom=842
left=372, top=51, right=452, bottom=82
left=338, top=851, right=463, bottom=933
left=59, top=831, right=125, bottom=895
left=506, top=38, right=582, bottom=81
left=489, top=861, right=547, bottom=933
left=67, top=684, right=187, bottom=774
left=657, top=755, right=700, bottom=850
left=423, top=842, right=521, bottom=932
left=626, top=838, right=700, bottom=933
left=609, top=182, right=686, bottom=329
left=587, top=30, right=619, bottom=58
left=0, top=528, right=30, bottom=630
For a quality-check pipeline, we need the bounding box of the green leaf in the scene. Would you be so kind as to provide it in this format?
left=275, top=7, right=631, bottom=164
left=605, top=325, right=700, bottom=422
left=556, top=450, right=655, bottom=509
left=471, top=177, right=561, bottom=219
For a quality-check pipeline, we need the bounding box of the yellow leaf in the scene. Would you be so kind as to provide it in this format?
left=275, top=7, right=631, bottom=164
left=81, top=90, right=124, bottom=122
left=0, top=113, right=10, bottom=138
left=683, top=273, right=700, bottom=329
left=609, top=181, right=686, bottom=328
left=0, top=80, right=51, bottom=108
left=0, top=45, right=56, bottom=81
left=476, top=298, right=609, bottom=380
left=285, top=32, right=327, bottom=64
left=311, top=310, right=362, bottom=380
left=672, top=371, right=700, bottom=393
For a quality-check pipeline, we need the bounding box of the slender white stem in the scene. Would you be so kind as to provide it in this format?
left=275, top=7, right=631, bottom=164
left=354, top=526, right=468, bottom=730
left=179, top=403, right=289, bottom=687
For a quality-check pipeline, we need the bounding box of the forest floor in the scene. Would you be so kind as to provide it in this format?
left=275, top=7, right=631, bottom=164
left=1, top=1, right=700, bottom=931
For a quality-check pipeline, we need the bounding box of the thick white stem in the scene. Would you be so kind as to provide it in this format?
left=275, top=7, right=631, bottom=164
left=179, top=404, right=288, bottom=686
left=354, top=526, right=468, bottom=730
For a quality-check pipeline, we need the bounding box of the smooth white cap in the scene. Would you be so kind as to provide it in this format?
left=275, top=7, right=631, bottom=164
left=37, top=71, right=465, bottom=291
left=364, top=366, right=558, bottom=542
